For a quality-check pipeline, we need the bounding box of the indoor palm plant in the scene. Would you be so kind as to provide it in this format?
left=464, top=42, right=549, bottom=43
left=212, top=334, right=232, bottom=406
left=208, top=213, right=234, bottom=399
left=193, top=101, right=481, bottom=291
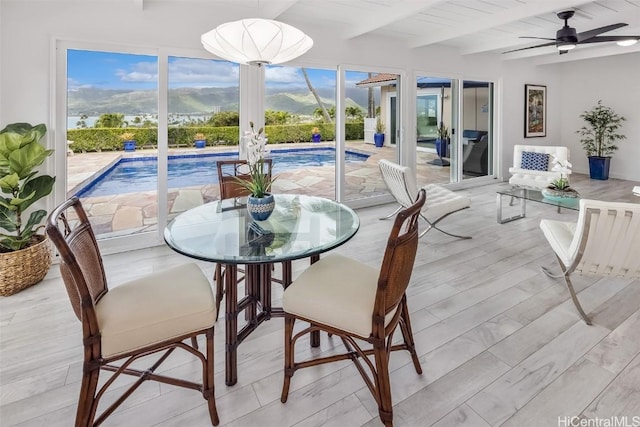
left=577, top=100, right=626, bottom=180
left=0, top=123, right=55, bottom=296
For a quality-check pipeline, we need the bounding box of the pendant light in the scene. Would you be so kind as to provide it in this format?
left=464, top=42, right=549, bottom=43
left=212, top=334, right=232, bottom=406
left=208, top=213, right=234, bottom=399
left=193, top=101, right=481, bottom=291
left=201, top=18, right=313, bottom=66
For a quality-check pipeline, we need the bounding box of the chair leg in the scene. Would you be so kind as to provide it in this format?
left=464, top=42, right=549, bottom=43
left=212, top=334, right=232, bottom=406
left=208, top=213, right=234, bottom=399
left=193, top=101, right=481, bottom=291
left=563, top=273, right=592, bottom=325
left=281, top=315, right=295, bottom=403
left=419, top=212, right=471, bottom=240
left=542, top=257, right=592, bottom=325
left=204, top=328, right=220, bottom=426
left=75, top=368, right=100, bottom=427
left=398, top=299, right=422, bottom=374
left=373, top=341, right=394, bottom=426
left=214, top=264, right=224, bottom=321
left=379, top=205, right=403, bottom=220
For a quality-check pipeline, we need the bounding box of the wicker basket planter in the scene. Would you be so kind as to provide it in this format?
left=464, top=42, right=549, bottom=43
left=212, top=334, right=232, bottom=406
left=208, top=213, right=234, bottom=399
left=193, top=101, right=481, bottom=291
left=0, top=235, right=52, bottom=296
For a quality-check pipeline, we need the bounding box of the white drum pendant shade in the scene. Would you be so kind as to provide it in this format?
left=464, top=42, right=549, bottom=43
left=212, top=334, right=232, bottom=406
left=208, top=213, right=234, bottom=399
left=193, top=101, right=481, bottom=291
left=201, top=19, right=313, bottom=66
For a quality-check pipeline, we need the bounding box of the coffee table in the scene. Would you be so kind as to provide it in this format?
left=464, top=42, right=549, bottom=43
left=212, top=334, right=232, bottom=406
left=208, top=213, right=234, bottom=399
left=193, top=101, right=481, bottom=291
left=496, top=187, right=580, bottom=224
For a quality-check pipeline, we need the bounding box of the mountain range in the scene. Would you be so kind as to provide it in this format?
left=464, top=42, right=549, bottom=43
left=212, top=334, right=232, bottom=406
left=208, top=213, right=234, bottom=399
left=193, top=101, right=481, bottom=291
left=68, top=86, right=376, bottom=116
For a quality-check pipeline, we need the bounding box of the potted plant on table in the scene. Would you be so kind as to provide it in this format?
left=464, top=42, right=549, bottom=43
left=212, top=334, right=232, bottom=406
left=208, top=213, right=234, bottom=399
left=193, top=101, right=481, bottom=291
left=120, top=131, right=137, bottom=152
left=374, top=116, right=385, bottom=148
left=194, top=133, right=207, bottom=149
left=542, top=156, right=578, bottom=201
left=237, top=122, right=277, bottom=221
left=0, top=123, right=55, bottom=296
left=577, top=100, right=626, bottom=180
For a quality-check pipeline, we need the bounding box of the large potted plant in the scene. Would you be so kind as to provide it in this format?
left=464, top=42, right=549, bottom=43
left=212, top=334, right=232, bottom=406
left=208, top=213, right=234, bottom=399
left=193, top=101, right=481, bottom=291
left=435, top=125, right=449, bottom=158
left=374, top=116, right=385, bottom=148
left=577, top=100, right=626, bottom=180
left=0, top=123, right=55, bottom=296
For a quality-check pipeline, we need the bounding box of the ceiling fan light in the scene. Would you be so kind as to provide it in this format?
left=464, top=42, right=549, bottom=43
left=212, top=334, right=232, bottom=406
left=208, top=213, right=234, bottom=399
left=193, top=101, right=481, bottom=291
left=616, top=39, right=638, bottom=47
left=558, top=43, right=576, bottom=50
left=201, top=18, right=313, bottom=66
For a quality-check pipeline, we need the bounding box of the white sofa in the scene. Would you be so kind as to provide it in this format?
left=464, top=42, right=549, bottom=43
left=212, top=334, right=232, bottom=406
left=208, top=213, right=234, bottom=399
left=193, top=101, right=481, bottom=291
left=509, top=145, right=570, bottom=189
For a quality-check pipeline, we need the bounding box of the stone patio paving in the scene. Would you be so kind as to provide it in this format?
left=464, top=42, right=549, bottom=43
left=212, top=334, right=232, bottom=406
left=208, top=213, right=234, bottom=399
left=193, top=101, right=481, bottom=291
left=66, top=141, right=449, bottom=237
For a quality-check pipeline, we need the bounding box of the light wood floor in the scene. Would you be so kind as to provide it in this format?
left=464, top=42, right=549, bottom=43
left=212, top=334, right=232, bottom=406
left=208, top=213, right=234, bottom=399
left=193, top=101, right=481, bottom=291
left=2, top=174, right=639, bottom=427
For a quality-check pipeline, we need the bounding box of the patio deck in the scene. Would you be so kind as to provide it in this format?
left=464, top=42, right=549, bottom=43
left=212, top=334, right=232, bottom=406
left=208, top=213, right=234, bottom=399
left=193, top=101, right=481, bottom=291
left=66, top=141, right=449, bottom=236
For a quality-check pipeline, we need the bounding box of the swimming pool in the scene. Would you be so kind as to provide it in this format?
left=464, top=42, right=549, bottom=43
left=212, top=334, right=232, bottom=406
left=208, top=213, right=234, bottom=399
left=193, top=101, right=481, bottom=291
left=76, top=148, right=369, bottom=198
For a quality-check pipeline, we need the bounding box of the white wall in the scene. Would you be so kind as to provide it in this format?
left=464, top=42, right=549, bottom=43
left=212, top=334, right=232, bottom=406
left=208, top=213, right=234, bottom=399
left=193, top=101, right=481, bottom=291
left=1, top=0, right=637, bottom=189
left=557, top=52, right=640, bottom=181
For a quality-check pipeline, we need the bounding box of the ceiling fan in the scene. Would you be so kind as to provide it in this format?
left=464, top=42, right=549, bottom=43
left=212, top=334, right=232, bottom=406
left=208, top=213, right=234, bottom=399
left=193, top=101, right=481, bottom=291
left=504, top=10, right=640, bottom=55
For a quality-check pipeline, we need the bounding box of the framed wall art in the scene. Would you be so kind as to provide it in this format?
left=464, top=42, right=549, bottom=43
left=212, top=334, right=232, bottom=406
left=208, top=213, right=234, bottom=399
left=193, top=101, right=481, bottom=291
left=524, top=84, right=546, bottom=138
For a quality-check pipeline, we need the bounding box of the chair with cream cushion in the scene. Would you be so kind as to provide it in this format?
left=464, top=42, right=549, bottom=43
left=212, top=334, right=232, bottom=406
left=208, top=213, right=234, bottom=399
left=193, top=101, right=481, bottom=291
left=509, top=145, right=570, bottom=189
left=280, top=189, right=426, bottom=427
left=46, top=197, right=219, bottom=426
left=539, top=199, right=640, bottom=325
left=379, top=159, right=471, bottom=239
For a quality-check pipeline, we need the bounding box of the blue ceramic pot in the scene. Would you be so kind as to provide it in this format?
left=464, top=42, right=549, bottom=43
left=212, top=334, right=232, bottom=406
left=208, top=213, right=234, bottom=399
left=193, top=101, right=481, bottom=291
left=588, top=156, right=611, bottom=180
left=247, top=193, right=275, bottom=221
left=374, top=133, right=385, bottom=147
left=123, top=140, right=136, bottom=152
left=312, top=133, right=321, bottom=142
left=194, top=140, right=206, bottom=149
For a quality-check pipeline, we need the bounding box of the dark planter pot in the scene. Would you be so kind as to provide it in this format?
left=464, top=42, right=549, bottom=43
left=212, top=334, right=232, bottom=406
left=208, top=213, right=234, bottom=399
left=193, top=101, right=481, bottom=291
left=194, top=140, right=206, bottom=149
left=312, top=133, right=321, bottom=143
left=435, top=138, right=449, bottom=158
left=374, top=133, right=385, bottom=147
left=588, top=156, right=611, bottom=180
left=123, top=140, right=136, bottom=152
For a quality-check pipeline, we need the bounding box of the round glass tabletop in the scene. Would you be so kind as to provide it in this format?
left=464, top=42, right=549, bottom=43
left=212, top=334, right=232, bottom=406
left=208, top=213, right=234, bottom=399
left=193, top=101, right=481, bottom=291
left=164, top=194, right=360, bottom=264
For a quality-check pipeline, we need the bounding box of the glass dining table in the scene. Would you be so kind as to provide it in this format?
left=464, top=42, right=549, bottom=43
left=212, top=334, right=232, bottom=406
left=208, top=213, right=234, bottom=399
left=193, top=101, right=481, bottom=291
left=164, top=194, right=360, bottom=385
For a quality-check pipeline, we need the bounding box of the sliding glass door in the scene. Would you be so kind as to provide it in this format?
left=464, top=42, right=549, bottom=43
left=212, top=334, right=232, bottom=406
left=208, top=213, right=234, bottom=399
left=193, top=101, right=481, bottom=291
left=65, top=49, right=159, bottom=241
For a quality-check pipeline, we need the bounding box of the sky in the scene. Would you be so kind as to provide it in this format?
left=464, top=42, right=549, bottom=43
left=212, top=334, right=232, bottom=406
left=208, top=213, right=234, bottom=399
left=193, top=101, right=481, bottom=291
left=66, top=49, right=373, bottom=91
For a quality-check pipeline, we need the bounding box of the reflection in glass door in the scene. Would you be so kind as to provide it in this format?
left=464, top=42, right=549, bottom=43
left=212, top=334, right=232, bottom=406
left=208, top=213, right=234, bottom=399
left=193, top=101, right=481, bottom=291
left=343, top=70, right=399, bottom=203
left=415, top=76, right=454, bottom=188
left=461, top=80, right=493, bottom=180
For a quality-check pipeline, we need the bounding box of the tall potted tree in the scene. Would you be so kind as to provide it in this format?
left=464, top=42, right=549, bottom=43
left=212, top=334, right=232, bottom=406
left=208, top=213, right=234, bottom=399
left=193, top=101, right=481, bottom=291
left=577, top=100, right=626, bottom=180
left=0, top=123, right=55, bottom=296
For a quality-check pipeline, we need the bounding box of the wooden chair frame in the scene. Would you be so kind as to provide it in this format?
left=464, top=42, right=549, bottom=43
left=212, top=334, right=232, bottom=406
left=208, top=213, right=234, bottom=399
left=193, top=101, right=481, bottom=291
left=280, top=189, right=426, bottom=427
left=46, top=197, right=219, bottom=426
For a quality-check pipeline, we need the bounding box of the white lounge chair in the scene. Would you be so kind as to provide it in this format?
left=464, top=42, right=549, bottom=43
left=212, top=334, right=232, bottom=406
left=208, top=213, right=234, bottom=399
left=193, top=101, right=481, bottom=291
left=540, top=199, right=640, bottom=325
left=378, top=159, right=471, bottom=239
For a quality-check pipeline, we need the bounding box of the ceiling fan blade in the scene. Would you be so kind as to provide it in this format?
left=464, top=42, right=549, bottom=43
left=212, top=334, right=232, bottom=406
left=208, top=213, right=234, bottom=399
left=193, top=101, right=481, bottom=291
left=578, top=35, right=640, bottom=44
left=577, top=23, right=627, bottom=41
left=519, top=36, right=557, bottom=41
left=502, top=41, right=557, bottom=54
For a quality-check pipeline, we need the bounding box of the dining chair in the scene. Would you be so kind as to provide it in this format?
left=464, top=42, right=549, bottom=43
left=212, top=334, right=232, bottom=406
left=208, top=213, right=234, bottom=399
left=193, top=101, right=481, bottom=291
left=46, top=197, right=219, bottom=426
left=540, top=198, right=640, bottom=325
left=280, top=189, right=426, bottom=427
left=378, top=159, right=471, bottom=239
left=215, top=159, right=291, bottom=319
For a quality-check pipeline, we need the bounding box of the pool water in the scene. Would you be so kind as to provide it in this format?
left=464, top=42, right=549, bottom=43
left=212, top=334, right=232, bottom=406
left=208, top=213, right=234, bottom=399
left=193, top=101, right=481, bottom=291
left=76, top=148, right=369, bottom=198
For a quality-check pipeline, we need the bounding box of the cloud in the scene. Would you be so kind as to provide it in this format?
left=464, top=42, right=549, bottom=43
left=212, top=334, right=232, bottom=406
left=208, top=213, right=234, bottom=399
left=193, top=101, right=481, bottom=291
left=67, top=77, right=93, bottom=90
left=116, top=61, right=158, bottom=83
left=168, top=58, right=239, bottom=87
